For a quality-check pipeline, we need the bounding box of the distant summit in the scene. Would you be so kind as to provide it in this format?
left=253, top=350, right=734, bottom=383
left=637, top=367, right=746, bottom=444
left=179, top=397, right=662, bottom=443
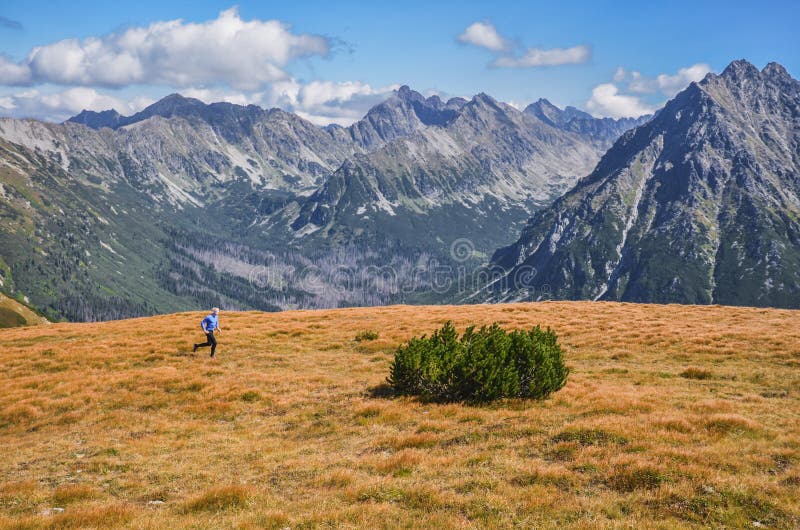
left=346, top=85, right=466, bottom=148
left=68, top=109, right=124, bottom=129
left=523, top=98, right=565, bottom=127
left=524, top=99, right=652, bottom=146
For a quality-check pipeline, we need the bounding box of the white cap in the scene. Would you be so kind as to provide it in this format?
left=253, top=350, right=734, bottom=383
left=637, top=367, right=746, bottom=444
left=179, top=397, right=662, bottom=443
left=211, top=307, right=220, bottom=313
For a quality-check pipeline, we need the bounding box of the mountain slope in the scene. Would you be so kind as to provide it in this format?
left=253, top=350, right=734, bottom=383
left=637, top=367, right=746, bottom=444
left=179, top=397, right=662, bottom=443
left=0, top=133, right=196, bottom=320
left=0, top=291, right=49, bottom=327
left=0, top=130, right=308, bottom=321
left=489, top=60, right=800, bottom=308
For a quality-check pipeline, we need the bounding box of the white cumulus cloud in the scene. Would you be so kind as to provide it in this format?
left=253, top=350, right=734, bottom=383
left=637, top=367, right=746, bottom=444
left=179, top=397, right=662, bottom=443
left=180, top=88, right=262, bottom=107
left=0, top=56, right=31, bottom=84
left=0, top=79, right=400, bottom=126
left=492, top=45, right=590, bottom=68
left=0, top=7, right=330, bottom=90
left=457, top=21, right=589, bottom=69
left=586, top=83, right=656, bottom=119
left=586, top=63, right=713, bottom=119
left=655, top=64, right=711, bottom=96
left=616, top=63, right=711, bottom=96
left=0, top=8, right=402, bottom=126
left=267, top=79, right=399, bottom=126
left=0, top=87, right=153, bottom=122
left=457, top=21, right=509, bottom=52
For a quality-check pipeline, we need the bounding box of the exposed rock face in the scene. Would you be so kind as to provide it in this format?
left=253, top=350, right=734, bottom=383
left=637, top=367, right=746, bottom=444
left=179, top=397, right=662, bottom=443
left=490, top=60, right=800, bottom=308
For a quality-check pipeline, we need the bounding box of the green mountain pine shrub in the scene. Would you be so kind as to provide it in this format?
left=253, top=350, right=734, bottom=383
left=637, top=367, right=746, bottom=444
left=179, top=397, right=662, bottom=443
left=388, top=321, right=568, bottom=402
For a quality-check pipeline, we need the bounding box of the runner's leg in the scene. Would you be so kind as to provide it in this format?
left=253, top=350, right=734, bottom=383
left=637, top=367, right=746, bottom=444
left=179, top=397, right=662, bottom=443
left=196, top=334, right=212, bottom=349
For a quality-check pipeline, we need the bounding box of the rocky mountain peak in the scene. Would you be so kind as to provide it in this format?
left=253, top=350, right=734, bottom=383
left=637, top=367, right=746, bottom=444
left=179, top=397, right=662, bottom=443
left=762, top=61, right=790, bottom=79
left=524, top=98, right=563, bottom=126
left=347, top=85, right=462, bottom=147
left=128, top=93, right=207, bottom=122
left=523, top=97, right=651, bottom=147
left=488, top=59, right=800, bottom=309
left=395, top=85, right=420, bottom=100
left=471, top=92, right=497, bottom=105
left=530, top=98, right=559, bottom=112
left=426, top=94, right=444, bottom=107
left=387, top=85, right=448, bottom=111
left=719, top=59, right=761, bottom=83
left=444, top=97, right=468, bottom=110
left=68, top=108, right=123, bottom=129
left=153, top=92, right=191, bottom=105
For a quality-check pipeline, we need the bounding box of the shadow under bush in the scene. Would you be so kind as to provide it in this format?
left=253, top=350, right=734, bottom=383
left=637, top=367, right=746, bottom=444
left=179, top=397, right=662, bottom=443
left=387, top=321, right=568, bottom=402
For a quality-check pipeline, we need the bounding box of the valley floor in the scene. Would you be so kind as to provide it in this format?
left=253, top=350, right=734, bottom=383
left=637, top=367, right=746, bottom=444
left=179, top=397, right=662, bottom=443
left=1, top=302, right=799, bottom=528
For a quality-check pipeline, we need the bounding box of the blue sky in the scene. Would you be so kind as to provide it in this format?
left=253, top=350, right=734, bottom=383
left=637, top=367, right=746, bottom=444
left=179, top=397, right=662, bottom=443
left=0, top=0, right=797, bottom=123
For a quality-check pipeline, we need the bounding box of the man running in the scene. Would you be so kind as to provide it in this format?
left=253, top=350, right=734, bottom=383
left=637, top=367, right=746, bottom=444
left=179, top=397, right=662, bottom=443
left=193, top=307, right=222, bottom=358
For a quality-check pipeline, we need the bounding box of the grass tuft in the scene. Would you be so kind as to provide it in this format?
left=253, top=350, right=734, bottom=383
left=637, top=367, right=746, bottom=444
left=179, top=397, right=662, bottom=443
left=681, top=366, right=714, bottom=380
left=703, top=414, right=761, bottom=436
left=606, top=466, right=666, bottom=492
left=240, top=390, right=261, bottom=402
left=354, top=330, right=379, bottom=342
left=52, top=484, right=97, bottom=504
left=551, top=428, right=627, bottom=446
left=181, top=485, right=252, bottom=513
left=48, top=504, right=134, bottom=528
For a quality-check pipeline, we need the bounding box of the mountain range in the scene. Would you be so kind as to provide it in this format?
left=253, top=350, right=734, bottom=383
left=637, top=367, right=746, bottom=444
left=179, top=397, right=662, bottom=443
left=489, top=60, right=800, bottom=308
left=1, top=59, right=797, bottom=320
left=0, top=85, right=644, bottom=320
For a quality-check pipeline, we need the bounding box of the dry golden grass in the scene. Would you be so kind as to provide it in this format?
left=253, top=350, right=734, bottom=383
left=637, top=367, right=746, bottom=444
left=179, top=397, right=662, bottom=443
left=1, top=301, right=799, bottom=529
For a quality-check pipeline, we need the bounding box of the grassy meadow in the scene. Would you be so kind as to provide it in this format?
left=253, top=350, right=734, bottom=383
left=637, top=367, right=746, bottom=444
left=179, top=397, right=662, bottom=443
left=1, top=302, right=799, bottom=528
